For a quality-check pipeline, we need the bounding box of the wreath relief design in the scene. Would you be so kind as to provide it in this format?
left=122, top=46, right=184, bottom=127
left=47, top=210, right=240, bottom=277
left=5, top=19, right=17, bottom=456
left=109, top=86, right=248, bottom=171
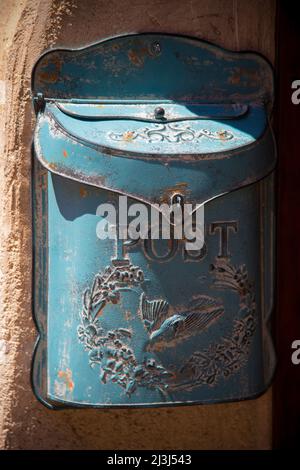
left=78, top=258, right=256, bottom=398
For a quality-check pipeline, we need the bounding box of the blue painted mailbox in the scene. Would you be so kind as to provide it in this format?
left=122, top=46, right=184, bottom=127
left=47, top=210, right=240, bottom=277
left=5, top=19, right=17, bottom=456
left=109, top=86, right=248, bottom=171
left=31, top=33, right=276, bottom=408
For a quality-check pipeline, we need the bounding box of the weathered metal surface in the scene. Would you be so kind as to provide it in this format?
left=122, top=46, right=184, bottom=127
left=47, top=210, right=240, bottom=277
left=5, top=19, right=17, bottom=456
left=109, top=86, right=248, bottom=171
left=31, top=33, right=276, bottom=408
left=32, top=33, right=273, bottom=104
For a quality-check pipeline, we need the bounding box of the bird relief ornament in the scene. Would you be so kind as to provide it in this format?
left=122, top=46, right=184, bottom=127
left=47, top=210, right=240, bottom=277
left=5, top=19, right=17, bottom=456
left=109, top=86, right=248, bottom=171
left=77, top=251, right=257, bottom=399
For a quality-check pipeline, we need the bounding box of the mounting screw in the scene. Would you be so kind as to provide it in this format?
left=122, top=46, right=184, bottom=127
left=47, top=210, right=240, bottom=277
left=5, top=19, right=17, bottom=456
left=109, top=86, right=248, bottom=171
left=33, top=92, right=45, bottom=113
left=150, top=41, right=161, bottom=55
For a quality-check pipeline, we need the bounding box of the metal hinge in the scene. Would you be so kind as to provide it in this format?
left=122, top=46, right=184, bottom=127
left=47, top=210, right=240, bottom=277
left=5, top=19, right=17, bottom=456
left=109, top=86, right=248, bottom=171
left=33, top=93, right=45, bottom=113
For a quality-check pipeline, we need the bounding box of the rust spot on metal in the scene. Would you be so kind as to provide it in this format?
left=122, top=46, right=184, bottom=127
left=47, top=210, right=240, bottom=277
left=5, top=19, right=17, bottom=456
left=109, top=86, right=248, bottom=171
left=38, top=72, right=58, bottom=83
left=218, top=130, right=228, bottom=140
left=229, top=71, right=241, bottom=85
left=37, top=54, right=62, bottom=84
left=48, top=162, right=58, bottom=171
left=169, top=182, right=188, bottom=192
left=79, top=186, right=88, bottom=198
left=128, top=49, right=144, bottom=67
left=229, top=67, right=260, bottom=87
left=95, top=307, right=104, bottom=317
left=57, top=369, right=74, bottom=391
left=123, top=131, right=135, bottom=141
left=160, top=182, right=189, bottom=203
left=127, top=46, right=151, bottom=67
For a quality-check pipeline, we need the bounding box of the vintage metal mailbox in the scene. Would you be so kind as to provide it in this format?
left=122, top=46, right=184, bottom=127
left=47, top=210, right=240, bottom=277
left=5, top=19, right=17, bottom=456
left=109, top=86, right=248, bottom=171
left=31, top=33, right=276, bottom=408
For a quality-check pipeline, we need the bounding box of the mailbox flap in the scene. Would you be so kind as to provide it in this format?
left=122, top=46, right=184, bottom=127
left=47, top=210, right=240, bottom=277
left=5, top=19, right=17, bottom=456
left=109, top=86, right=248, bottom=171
left=33, top=34, right=276, bottom=206
left=34, top=106, right=275, bottom=207
left=39, top=100, right=266, bottom=156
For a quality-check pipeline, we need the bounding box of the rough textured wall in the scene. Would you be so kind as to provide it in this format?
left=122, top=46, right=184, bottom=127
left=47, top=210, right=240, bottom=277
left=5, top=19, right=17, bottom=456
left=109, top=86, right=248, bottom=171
left=0, top=0, right=275, bottom=450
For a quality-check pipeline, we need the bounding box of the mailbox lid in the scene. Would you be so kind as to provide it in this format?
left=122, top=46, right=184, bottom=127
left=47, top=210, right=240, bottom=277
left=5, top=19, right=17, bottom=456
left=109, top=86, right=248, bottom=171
left=42, top=100, right=267, bottom=156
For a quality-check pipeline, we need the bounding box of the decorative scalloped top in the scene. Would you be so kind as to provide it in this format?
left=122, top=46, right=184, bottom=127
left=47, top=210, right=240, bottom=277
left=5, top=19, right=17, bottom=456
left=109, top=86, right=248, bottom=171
left=32, top=33, right=273, bottom=107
